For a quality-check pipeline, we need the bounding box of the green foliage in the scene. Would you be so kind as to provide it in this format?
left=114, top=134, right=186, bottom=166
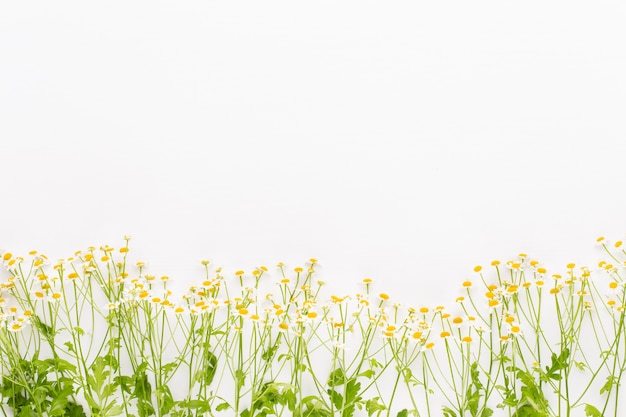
left=0, top=358, right=86, bottom=417
left=500, top=367, right=550, bottom=417
left=327, top=368, right=363, bottom=417
left=540, top=348, right=570, bottom=382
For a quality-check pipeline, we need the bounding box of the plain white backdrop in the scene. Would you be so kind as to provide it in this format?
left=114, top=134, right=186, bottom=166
left=1, top=1, right=626, bottom=306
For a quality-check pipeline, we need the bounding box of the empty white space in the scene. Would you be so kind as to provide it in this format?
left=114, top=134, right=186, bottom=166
left=1, top=1, right=625, bottom=304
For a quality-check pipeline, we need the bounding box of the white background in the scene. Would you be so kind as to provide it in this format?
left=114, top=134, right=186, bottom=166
left=1, top=1, right=625, bottom=306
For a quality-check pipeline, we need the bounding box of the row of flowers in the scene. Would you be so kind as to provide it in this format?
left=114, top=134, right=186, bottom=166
left=0, top=236, right=625, bottom=416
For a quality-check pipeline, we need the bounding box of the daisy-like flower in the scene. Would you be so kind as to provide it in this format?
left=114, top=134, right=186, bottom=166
left=8, top=320, right=25, bottom=332
left=382, top=325, right=397, bottom=338
left=333, top=341, right=347, bottom=350
left=422, top=342, right=435, bottom=351
left=104, top=302, right=119, bottom=311
left=4, top=255, right=23, bottom=271
left=507, top=261, right=522, bottom=270
left=82, top=262, right=96, bottom=274
left=508, top=325, right=522, bottom=336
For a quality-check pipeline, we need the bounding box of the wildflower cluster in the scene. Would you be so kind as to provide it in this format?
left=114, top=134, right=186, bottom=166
left=0, top=235, right=625, bottom=416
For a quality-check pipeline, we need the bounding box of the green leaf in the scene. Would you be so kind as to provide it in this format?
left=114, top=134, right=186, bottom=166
left=114, top=376, right=133, bottom=394
left=396, top=410, right=408, bottom=417
left=328, top=388, right=343, bottom=411
left=584, top=404, right=603, bottom=417
left=283, top=388, right=296, bottom=411
left=480, top=408, right=494, bottom=417
left=32, top=386, right=48, bottom=406
left=32, top=316, right=55, bottom=338
left=132, top=367, right=152, bottom=402
left=542, top=348, right=570, bottom=381
left=137, top=399, right=155, bottom=417
left=160, top=362, right=178, bottom=381
left=216, top=402, right=231, bottom=411
left=205, top=351, right=218, bottom=386
left=465, top=387, right=480, bottom=417
left=327, top=369, right=346, bottom=387
left=442, top=406, right=457, bottom=417
left=50, top=358, right=77, bottom=373
left=358, top=370, right=376, bottom=379
left=470, top=362, right=481, bottom=387
left=157, top=385, right=174, bottom=415
left=365, top=397, right=386, bottom=416
left=235, top=369, right=246, bottom=390
left=64, top=341, right=76, bottom=354
left=369, top=359, right=383, bottom=369
left=65, top=402, right=88, bottom=417
left=262, top=344, right=279, bottom=362
left=187, top=400, right=209, bottom=410
left=600, top=375, right=616, bottom=395
left=49, top=386, right=74, bottom=416
left=103, top=404, right=123, bottom=417
left=344, top=378, right=362, bottom=405
left=278, top=353, right=292, bottom=362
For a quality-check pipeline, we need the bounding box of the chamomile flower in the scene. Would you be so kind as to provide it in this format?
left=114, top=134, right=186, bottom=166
left=422, top=342, right=435, bottom=351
